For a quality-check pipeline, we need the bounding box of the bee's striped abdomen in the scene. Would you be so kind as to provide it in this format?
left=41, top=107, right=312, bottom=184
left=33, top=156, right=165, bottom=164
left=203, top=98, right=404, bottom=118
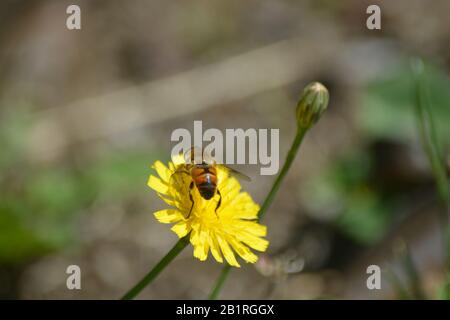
left=191, top=166, right=217, bottom=200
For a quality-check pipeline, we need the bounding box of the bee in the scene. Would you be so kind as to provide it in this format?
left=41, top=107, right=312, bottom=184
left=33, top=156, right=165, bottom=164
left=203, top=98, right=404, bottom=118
left=172, top=147, right=250, bottom=218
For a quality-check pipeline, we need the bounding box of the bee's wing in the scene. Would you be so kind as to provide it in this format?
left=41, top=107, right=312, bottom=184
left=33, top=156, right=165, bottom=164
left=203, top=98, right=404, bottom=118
left=184, top=146, right=204, bottom=164
left=220, top=165, right=251, bottom=181
left=201, top=148, right=216, bottom=165
left=184, top=146, right=218, bottom=165
left=169, top=166, right=191, bottom=191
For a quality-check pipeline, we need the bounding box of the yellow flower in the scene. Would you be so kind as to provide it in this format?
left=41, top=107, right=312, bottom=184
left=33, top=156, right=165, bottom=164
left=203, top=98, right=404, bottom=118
left=147, top=155, right=269, bottom=267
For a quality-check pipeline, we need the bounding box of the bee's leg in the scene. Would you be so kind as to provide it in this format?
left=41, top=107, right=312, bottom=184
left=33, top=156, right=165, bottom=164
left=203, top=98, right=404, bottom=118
left=214, top=189, right=222, bottom=217
left=187, top=181, right=195, bottom=219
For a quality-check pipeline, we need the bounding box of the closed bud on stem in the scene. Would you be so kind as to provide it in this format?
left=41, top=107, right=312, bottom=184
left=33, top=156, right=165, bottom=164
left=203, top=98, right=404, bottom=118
left=296, top=82, right=329, bottom=129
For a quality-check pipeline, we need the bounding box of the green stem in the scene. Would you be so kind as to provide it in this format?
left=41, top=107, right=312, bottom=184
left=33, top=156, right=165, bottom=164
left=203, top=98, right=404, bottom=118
left=208, top=127, right=308, bottom=299
left=386, top=269, right=411, bottom=300
left=259, top=127, right=308, bottom=220
left=208, top=264, right=232, bottom=300
left=412, top=58, right=450, bottom=271
left=121, top=236, right=189, bottom=300
left=412, top=60, right=450, bottom=206
left=403, top=244, right=427, bottom=299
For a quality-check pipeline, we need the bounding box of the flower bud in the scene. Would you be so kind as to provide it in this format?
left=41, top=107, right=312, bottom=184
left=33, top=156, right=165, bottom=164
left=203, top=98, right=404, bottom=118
left=296, top=82, right=329, bottom=129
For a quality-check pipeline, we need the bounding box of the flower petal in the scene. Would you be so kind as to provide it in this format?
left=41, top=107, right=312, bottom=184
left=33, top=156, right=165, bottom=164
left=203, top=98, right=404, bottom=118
left=192, top=227, right=209, bottom=261
left=217, top=234, right=240, bottom=267
left=227, top=237, right=258, bottom=264
left=154, top=209, right=183, bottom=223
left=172, top=154, right=185, bottom=166
left=156, top=193, right=179, bottom=208
left=148, top=175, right=169, bottom=195
left=237, top=232, right=269, bottom=252
left=208, top=232, right=223, bottom=263
left=235, top=221, right=267, bottom=237
left=152, top=160, right=172, bottom=183
left=171, top=220, right=191, bottom=238
left=219, top=195, right=257, bottom=219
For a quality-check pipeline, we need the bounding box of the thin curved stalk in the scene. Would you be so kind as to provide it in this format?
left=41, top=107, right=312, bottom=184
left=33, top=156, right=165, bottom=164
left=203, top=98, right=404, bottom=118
left=121, top=236, right=189, bottom=300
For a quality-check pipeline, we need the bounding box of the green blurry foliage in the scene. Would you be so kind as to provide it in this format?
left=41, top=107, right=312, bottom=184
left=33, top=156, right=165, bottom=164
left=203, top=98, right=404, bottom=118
left=360, top=62, right=450, bottom=144
left=303, top=150, right=391, bottom=245
left=86, top=152, right=157, bottom=200
left=436, top=274, right=450, bottom=300
left=303, top=61, right=450, bottom=246
left=0, top=109, right=160, bottom=262
left=0, top=107, right=30, bottom=170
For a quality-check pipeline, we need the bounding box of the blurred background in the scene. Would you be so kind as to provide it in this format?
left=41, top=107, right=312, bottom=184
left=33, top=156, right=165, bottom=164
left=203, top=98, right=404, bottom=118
left=0, top=0, right=449, bottom=299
